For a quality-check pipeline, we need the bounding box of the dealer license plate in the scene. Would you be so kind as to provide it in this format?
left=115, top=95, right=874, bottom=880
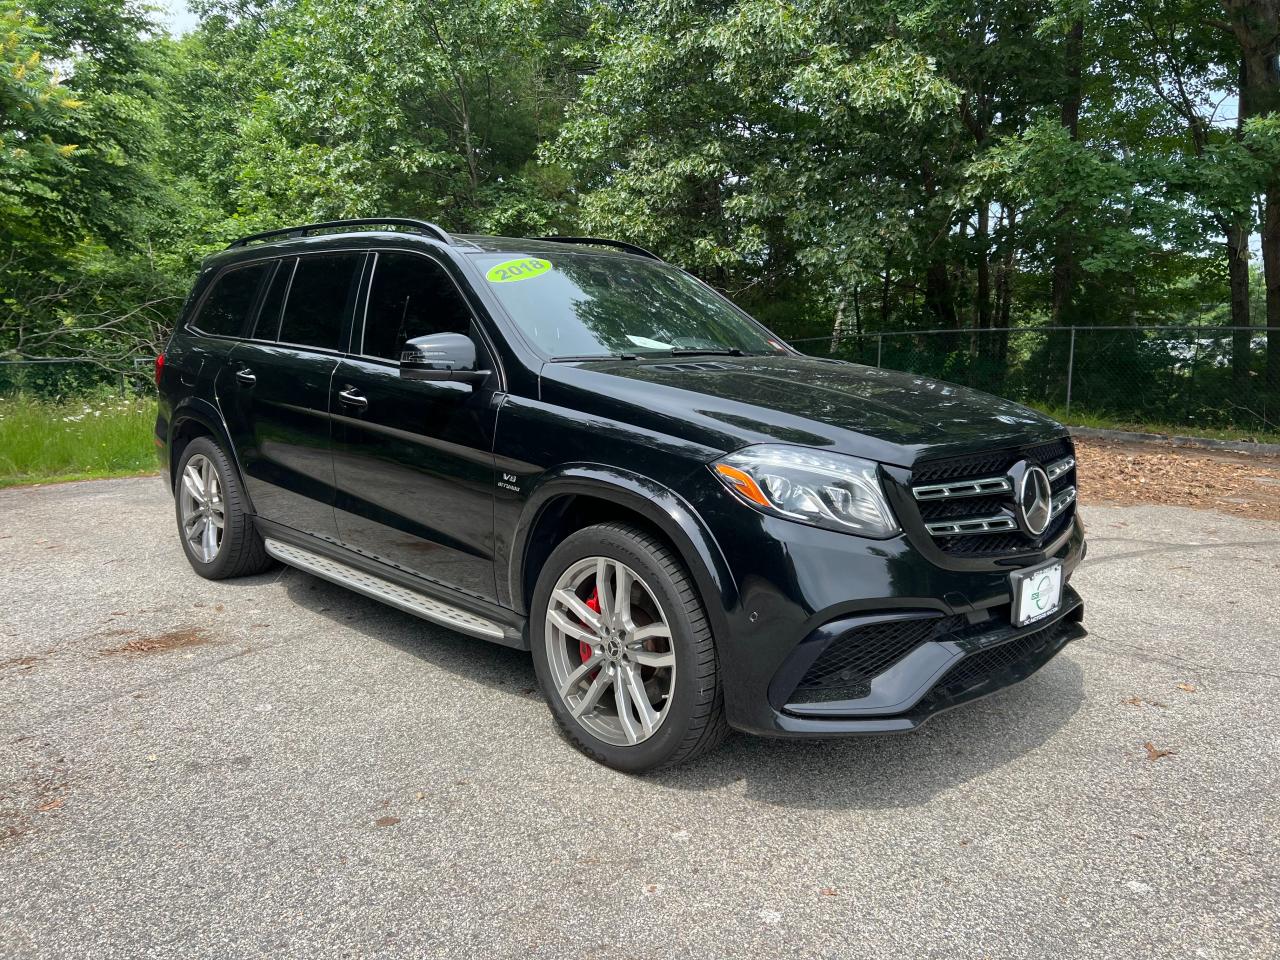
left=1010, top=562, right=1063, bottom=627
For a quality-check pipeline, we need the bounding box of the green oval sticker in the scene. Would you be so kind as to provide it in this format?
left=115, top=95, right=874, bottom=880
left=486, top=257, right=552, bottom=283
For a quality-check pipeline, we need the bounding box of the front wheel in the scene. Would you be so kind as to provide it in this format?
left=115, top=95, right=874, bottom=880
left=530, top=522, right=728, bottom=772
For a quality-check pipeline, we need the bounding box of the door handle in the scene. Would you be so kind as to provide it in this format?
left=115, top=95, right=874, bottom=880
left=338, top=387, right=368, bottom=409
left=235, top=368, right=257, bottom=386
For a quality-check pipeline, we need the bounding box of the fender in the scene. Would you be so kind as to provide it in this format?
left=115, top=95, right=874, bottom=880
left=166, top=396, right=257, bottom=516
left=508, top=466, right=740, bottom=641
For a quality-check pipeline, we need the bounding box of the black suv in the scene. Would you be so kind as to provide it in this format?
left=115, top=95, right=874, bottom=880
left=156, top=218, right=1086, bottom=771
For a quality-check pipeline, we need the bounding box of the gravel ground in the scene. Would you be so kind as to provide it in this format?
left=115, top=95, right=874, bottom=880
left=1076, top=439, right=1280, bottom=522
left=1, top=477, right=1277, bottom=959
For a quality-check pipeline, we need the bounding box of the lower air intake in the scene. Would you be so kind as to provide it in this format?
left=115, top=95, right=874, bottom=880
left=793, top=615, right=964, bottom=701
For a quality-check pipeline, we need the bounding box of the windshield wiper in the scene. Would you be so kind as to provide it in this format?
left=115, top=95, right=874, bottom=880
left=550, top=347, right=748, bottom=361
left=669, top=347, right=745, bottom=357
left=549, top=353, right=641, bottom=362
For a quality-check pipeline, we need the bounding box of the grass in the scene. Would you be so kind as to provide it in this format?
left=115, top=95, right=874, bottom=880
left=0, top=393, right=159, bottom=488
left=1034, top=405, right=1280, bottom=445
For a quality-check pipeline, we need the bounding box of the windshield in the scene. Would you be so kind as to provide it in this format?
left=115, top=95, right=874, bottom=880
left=474, top=252, right=786, bottom=359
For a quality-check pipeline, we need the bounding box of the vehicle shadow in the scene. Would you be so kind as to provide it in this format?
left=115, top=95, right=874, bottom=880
left=261, top=566, right=1086, bottom=812
left=264, top=565, right=540, bottom=688
left=652, top=659, right=1086, bottom=810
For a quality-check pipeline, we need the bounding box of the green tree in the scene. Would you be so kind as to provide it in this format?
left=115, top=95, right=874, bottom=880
left=1, top=4, right=88, bottom=248
left=1, top=0, right=178, bottom=374
left=216, top=0, right=579, bottom=233
left=2, top=0, right=1277, bottom=429
left=548, top=0, right=966, bottom=334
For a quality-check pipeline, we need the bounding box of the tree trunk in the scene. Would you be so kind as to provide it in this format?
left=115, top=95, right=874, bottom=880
left=920, top=159, right=958, bottom=346
left=1266, top=189, right=1280, bottom=392
left=832, top=294, right=847, bottom=353
left=1221, top=0, right=1280, bottom=396
left=976, top=200, right=992, bottom=359
left=976, top=203, right=992, bottom=328
left=1047, top=16, right=1085, bottom=404
left=1225, top=59, right=1254, bottom=390
left=925, top=260, right=958, bottom=330
left=880, top=255, right=892, bottom=329
left=1051, top=17, right=1084, bottom=329
left=1227, top=221, right=1253, bottom=388
left=1258, top=44, right=1280, bottom=393
left=996, top=207, right=1016, bottom=371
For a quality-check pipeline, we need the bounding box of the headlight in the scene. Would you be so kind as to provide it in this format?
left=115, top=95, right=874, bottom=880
left=710, top=445, right=900, bottom=538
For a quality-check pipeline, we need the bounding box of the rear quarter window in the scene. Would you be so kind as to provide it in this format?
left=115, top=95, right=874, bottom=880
left=251, top=258, right=296, bottom=341
left=190, top=262, right=271, bottom=337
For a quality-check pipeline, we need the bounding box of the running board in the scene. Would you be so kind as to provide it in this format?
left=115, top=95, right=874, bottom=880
left=263, top=538, right=507, bottom=642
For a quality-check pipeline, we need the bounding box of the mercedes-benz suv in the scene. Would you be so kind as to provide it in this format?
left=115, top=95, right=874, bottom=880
left=155, top=218, right=1087, bottom=772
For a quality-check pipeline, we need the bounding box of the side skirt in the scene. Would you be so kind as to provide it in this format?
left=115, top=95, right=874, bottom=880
left=259, top=529, right=528, bottom=650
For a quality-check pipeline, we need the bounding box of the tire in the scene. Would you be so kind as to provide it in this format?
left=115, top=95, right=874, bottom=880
left=530, top=522, right=729, bottom=772
left=173, top=436, right=273, bottom=580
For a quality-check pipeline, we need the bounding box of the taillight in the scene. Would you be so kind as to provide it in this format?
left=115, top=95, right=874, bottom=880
left=154, top=353, right=165, bottom=387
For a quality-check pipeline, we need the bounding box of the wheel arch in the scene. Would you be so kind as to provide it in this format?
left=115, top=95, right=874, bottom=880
left=167, top=398, right=254, bottom=514
left=509, top=468, right=738, bottom=638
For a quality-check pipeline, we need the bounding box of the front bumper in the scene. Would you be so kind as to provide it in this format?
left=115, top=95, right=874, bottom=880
left=760, top=591, right=1085, bottom=736
left=689, top=469, right=1088, bottom=737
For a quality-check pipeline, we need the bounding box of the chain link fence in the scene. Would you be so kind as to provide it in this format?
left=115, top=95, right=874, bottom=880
left=0, top=358, right=156, bottom=400
left=4, top=326, right=1278, bottom=439
left=793, top=325, right=1279, bottom=439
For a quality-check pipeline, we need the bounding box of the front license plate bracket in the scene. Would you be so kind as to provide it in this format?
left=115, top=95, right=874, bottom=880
left=1010, top=562, right=1063, bottom=627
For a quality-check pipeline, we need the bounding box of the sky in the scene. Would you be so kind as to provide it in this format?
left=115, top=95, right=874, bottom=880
left=160, top=0, right=199, bottom=35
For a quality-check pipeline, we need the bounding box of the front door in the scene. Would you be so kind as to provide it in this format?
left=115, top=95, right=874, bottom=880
left=330, top=251, right=500, bottom=600
left=219, top=251, right=367, bottom=542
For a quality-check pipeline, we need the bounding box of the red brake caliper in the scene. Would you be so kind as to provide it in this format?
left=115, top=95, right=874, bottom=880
left=579, top=587, right=601, bottom=665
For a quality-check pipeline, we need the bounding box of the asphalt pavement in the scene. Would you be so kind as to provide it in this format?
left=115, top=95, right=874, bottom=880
left=1, top=477, right=1277, bottom=959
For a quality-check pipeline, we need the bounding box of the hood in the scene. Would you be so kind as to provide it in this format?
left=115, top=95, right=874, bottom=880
left=539, top=354, right=1065, bottom=467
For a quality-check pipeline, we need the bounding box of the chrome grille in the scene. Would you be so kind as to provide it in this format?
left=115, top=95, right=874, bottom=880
left=913, top=476, right=1013, bottom=500
left=1046, top=456, right=1076, bottom=482
left=908, top=438, right=1077, bottom=558
left=925, top=514, right=1017, bottom=536
left=1050, top=485, right=1076, bottom=517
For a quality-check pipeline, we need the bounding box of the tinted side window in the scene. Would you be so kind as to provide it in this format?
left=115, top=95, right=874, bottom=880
left=192, top=263, right=270, bottom=337
left=361, top=253, right=473, bottom=360
left=251, top=258, right=296, bottom=341
left=278, top=253, right=364, bottom=351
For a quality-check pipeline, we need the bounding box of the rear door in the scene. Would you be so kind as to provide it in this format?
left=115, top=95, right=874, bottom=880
left=221, top=251, right=368, bottom=541
left=330, top=250, right=500, bottom=600
left=172, top=259, right=272, bottom=425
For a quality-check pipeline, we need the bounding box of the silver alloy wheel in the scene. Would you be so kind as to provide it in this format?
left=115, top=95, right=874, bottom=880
left=544, top=556, right=676, bottom=747
left=179, top=453, right=225, bottom=563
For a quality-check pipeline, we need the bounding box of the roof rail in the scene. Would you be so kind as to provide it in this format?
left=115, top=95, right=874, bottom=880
left=226, top=218, right=455, bottom=249
left=537, top=236, right=663, bottom=262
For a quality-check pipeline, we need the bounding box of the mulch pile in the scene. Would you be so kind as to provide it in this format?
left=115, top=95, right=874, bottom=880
left=1075, top=439, right=1280, bottom=523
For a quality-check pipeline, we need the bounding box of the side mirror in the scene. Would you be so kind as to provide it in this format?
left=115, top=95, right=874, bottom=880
left=400, top=333, right=489, bottom=385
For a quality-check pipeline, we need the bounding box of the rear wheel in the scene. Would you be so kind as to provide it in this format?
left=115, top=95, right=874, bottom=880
left=174, top=436, right=272, bottom=579
left=530, top=522, right=728, bottom=772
